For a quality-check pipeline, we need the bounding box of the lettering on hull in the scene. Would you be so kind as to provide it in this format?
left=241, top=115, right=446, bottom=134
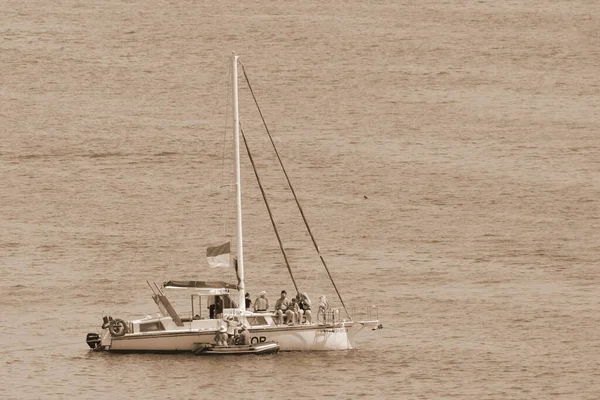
left=318, top=328, right=348, bottom=333
left=250, top=336, right=267, bottom=344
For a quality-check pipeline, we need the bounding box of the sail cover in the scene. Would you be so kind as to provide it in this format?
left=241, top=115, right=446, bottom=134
left=163, top=280, right=239, bottom=290
left=207, top=242, right=232, bottom=268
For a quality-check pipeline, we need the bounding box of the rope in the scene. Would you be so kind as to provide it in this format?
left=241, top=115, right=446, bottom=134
left=239, top=62, right=350, bottom=319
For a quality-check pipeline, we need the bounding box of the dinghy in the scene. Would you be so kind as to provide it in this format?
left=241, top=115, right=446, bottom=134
left=193, top=342, right=280, bottom=356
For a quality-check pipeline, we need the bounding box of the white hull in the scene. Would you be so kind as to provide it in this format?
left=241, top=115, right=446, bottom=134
left=101, top=322, right=369, bottom=352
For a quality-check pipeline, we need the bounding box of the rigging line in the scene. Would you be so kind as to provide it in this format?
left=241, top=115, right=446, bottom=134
left=240, top=126, right=299, bottom=294
left=240, top=62, right=350, bottom=319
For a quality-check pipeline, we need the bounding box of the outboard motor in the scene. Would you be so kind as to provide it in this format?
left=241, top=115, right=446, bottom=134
left=86, top=333, right=101, bottom=349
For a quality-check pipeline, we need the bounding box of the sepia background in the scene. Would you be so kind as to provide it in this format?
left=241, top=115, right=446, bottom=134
left=1, top=0, right=599, bottom=399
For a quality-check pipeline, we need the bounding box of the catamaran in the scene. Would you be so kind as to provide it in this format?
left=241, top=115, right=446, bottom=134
left=85, top=54, right=381, bottom=353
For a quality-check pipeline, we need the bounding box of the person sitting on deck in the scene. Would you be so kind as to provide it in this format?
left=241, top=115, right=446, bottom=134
left=298, top=292, right=312, bottom=324
left=274, top=290, right=290, bottom=325
left=253, top=291, right=269, bottom=312
left=285, top=297, right=300, bottom=325
left=214, top=326, right=228, bottom=346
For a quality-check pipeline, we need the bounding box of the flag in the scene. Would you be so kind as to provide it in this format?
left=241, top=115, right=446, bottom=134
left=232, top=256, right=241, bottom=287
left=206, top=242, right=231, bottom=268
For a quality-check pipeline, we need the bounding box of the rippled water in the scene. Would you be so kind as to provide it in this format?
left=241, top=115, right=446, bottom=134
left=2, top=0, right=599, bottom=399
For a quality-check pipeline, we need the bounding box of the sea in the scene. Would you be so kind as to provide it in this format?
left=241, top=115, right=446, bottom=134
left=1, top=1, right=599, bottom=399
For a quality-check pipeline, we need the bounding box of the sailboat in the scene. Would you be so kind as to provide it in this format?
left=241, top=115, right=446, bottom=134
left=85, top=55, right=381, bottom=353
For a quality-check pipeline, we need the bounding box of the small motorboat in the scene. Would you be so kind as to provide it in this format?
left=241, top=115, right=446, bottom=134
left=193, top=342, right=280, bottom=356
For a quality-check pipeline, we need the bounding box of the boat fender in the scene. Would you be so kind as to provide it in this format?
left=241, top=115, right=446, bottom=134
left=108, top=318, right=128, bottom=337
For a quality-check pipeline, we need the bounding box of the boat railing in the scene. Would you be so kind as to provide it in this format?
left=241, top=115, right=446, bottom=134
left=346, top=305, right=379, bottom=322
left=320, top=305, right=378, bottom=325
left=322, top=308, right=342, bottom=326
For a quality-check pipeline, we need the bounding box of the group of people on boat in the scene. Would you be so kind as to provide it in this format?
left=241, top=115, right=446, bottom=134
left=212, top=290, right=335, bottom=346
left=208, top=289, right=327, bottom=326
left=214, top=319, right=250, bottom=347
left=249, top=290, right=314, bottom=325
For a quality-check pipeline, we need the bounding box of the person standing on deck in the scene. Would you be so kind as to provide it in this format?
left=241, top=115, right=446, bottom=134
left=317, top=295, right=329, bottom=325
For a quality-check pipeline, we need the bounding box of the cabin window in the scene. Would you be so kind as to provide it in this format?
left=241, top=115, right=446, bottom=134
left=246, top=316, right=267, bottom=326
left=139, top=321, right=165, bottom=332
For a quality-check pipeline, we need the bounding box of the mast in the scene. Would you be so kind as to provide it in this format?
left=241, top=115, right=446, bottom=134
left=232, top=54, right=245, bottom=311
